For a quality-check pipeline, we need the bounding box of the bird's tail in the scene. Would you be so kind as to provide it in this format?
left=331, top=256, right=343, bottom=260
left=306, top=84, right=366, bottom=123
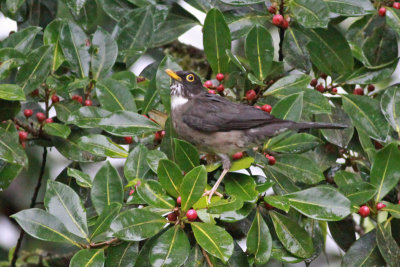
left=292, top=122, right=348, bottom=130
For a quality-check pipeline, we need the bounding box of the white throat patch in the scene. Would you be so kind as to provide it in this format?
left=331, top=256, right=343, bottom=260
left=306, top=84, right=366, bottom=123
left=171, top=95, right=188, bottom=109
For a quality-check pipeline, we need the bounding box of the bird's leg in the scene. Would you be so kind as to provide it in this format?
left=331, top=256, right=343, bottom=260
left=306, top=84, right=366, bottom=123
left=203, top=154, right=231, bottom=203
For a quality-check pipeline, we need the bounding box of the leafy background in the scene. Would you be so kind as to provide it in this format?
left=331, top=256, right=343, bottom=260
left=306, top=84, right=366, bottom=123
left=1, top=0, right=400, bottom=266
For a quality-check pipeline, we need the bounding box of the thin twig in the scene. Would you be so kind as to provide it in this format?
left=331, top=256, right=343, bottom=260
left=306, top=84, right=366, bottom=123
left=89, top=238, right=119, bottom=248
left=202, top=248, right=213, bottom=267
left=278, top=0, right=285, bottom=61
left=10, top=148, right=48, bottom=267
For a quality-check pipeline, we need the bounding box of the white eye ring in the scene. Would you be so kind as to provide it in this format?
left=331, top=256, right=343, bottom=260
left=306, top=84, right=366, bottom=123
left=186, top=74, right=194, bottom=82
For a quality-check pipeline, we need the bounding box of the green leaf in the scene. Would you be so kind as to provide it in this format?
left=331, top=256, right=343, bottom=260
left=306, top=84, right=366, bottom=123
left=16, top=45, right=54, bottom=94
left=224, top=173, right=258, bottom=203
left=324, top=0, right=374, bottom=16
left=174, top=139, right=199, bottom=173
left=382, top=202, right=400, bottom=219
left=105, top=242, right=139, bottom=267
left=191, top=222, right=234, bottom=263
left=149, top=226, right=190, bottom=267
left=44, top=19, right=66, bottom=73
left=91, top=161, right=123, bottom=214
left=381, top=85, right=400, bottom=134
left=0, top=131, right=28, bottom=167
left=357, top=127, right=377, bottom=162
left=44, top=181, right=88, bottom=239
left=2, top=26, right=42, bottom=54
left=271, top=154, right=325, bottom=184
left=246, top=210, right=272, bottom=264
left=339, top=181, right=376, bottom=205
left=267, top=133, right=320, bottom=153
left=91, top=27, right=117, bottom=81
left=343, top=59, right=398, bottom=84
left=111, top=209, right=166, bottom=241
left=386, top=7, right=400, bottom=36
left=180, top=166, right=207, bottom=212
left=60, top=21, right=90, bottom=77
left=157, top=159, right=183, bottom=198
left=142, top=78, right=159, bottom=115
left=286, top=186, right=352, bottom=221
left=124, top=144, right=150, bottom=181
left=0, top=84, right=25, bottom=101
left=5, top=0, right=24, bottom=15
left=11, top=208, right=82, bottom=247
left=271, top=93, right=303, bottom=122
left=96, top=78, right=136, bottom=112
left=208, top=197, right=243, bottom=214
left=146, top=150, right=167, bottom=173
left=270, top=241, right=303, bottom=263
left=342, top=230, right=385, bottom=267
left=270, top=211, right=314, bottom=258
left=137, top=180, right=176, bottom=209
left=91, top=202, right=122, bottom=240
left=315, top=106, right=354, bottom=148
left=0, top=48, right=25, bottom=80
left=376, top=222, right=400, bottom=265
left=245, top=25, right=274, bottom=81
left=70, top=249, right=104, bottom=267
left=229, top=157, right=254, bottom=171
left=219, top=0, right=264, bottom=5
left=43, top=123, right=71, bottom=139
left=54, top=100, right=82, bottom=123
left=67, top=168, right=92, bottom=188
left=183, top=245, right=204, bottom=267
left=282, top=28, right=311, bottom=73
left=264, top=166, right=300, bottom=195
left=342, top=94, right=389, bottom=142
left=0, top=160, right=22, bottom=190
left=264, top=75, right=310, bottom=96
left=370, top=143, right=400, bottom=201
left=290, top=0, right=329, bottom=28
left=203, top=8, right=231, bottom=73
left=264, top=195, right=290, bottom=212
left=219, top=202, right=255, bottom=223
left=78, top=134, right=128, bottom=158
left=334, top=170, right=362, bottom=188
left=226, top=49, right=246, bottom=72
left=303, top=89, right=331, bottom=115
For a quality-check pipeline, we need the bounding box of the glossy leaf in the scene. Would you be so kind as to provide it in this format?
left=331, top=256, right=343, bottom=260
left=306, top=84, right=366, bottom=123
left=43, top=123, right=71, bottom=139
left=105, top=242, right=139, bottom=267
left=324, top=0, right=374, bottom=16
left=264, top=75, right=311, bottom=96
left=44, top=181, right=88, bottom=239
left=180, top=166, right=207, bottom=212
left=203, top=8, right=231, bottom=73
left=208, top=197, right=243, bottom=214
left=150, top=226, right=190, bottom=267
left=245, top=25, right=273, bottom=81
left=0, top=84, right=24, bottom=101
left=224, top=173, right=258, bottom=203
left=67, top=168, right=92, bottom=188
left=386, top=7, right=400, bottom=36
left=0, top=48, right=25, bottom=80
left=54, top=100, right=82, bottom=123
left=334, top=170, right=362, bottom=188
left=290, top=0, right=329, bottom=28
left=302, top=89, right=331, bottom=115
left=282, top=27, right=311, bottom=72
left=264, top=195, right=290, bottom=212
left=5, top=0, right=24, bottom=15
left=91, top=202, right=122, bottom=240
left=137, top=180, right=175, bottom=209
left=91, top=27, right=118, bottom=81
left=191, top=222, right=234, bottom=263
left=0, top=160, right=22, bottom=191
left=146, top=150, right=167, bottom=173
left=78, top=134, right=128, bottom=158
left=91, top=161, right=123, bottom=214
left=43, top=19, right=66, bottom=73
left=124, top=144, right=150, bottom=181
left=382, top=202, right=400, bottom=219
left=219, top=202, right=255, bottom=223
left=267, top=133, right=320, bottom=153
left=0, top=130, right=28, bottom=167
left=111, top=208, right=166, bottom=241
left=264, top=166, right=300, bottom=195
left=342, top=94, right=389, bottom=142
left=183, top=245, right=204, bottom=267
left=339, top=181, right=376, bottom=205
left=381, top=85, right=400, bottom=133
left=376, top=222, right=400, bottom=264
left=2, top=26, right=41, bottom=54
left=286, top=186, right=352, bottom=221
left=174, top=139, right=199, bottom=173
left=271, top=93, right=303, bottom=122
left=96, top=78, right=137, bottom=112
left=246, top=209, right=272, bottom=264
left=157, top=159, right=183, bottom=198
left=219, top=0, right=264, bottom=5
left=70, top=249, right=105, bottom=267
left=343, top=60, right=398, bottom=84
left=370, top=143, right=400, bottom=201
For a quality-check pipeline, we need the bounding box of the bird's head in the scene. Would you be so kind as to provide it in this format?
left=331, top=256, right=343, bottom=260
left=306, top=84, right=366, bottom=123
left=165, top=69, right=204, bottom=98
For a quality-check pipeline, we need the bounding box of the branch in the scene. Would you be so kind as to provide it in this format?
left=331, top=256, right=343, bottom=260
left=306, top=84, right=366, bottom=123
left=278, top=0, right=286, bottom=61
left=202, top=248, right=213, bottom=267
left=89, top=238, right=119, bottom=248
left=11, top=148, right=48, bottom=267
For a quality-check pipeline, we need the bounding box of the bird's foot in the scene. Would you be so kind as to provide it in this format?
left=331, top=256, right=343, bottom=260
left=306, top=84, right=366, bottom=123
left=202, top=190, right=223, bottom=203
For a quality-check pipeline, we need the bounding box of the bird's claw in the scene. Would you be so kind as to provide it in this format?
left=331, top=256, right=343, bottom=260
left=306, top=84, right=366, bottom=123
left=202, top=190, right=223, bottom=203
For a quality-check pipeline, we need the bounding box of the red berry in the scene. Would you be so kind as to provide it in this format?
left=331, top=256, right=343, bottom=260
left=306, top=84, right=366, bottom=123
left=160, top=130, right=165, bottom=137
left=359, top=205, right=370, bottom=217
left=142, top=114, right=149, bottom=119
left=135, top=181, right=141, bottom=190
left=331, top=88, right=338, bottom=94
left=261, top=104, right=272, bottom=113
left=272, top=14, right=284, bottom=26
left=36, top=112, right=46, bottom=122
left=264, top=202, right=274, bottom=210
left=85, top=39, right=91, bottom=46
left=379, top=7, right=386, bottom=16
left=367, top=84, right=375, bottom=92
left=21, top=142, right=26, bottom=149
left=186, top=209, right=197, bottom=221
left=320, top=73, right=328, bottom=79
left=310, top=79, right=318, bottom=87
left=84, top=99, right=92, bottom=106
left=376, top=203, right=386, bottom=210
left=216, top=84, right=224, bottom=93
left=208, top=89, right=216, bottom=94
left=204, top=80, right=213, bottom=88
left=24, top=109, right=33, bottom=118
left=254, top=105, right=261, bottom=110
left=45, top=118, right=53, bottom=123
left=374, top=141, right=383, bottom=149
left=216, top=73, right=224, bottom=81
left=177, top=196, right=182, bottom=206
left=232, top=152, right=244, bottom=160
left=124, top=136, right=133, bottom=144
left=31, top=89, right=39, bottom=96
left=72, top=95, right=83, bottom=103
left=246, top=90, right=257, bottom=100
left=129, top=189, right=134, bottom=196
left=267, top=155, right=276, bottom=165
left=281, top=19, right=289, bottom=29
left=353, top=88, right=364, bottom=95
left=154, top=131, right=164, bottom=141
left=394, top=2, right=400, bottom=9
left=398, top=200, right=400, bottom=204
left=167, top=212, right=177, bottom=222
left=316, top=84, right=325, bottom=93
left=19, top=131, right=28, bottom=142
left=268, top=5, right=276, bottom=14
left=51, top=95, right=59, bottom=103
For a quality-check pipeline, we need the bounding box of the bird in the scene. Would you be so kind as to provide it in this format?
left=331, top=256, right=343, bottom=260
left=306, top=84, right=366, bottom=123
left=165, top=69, right=347, bottom=202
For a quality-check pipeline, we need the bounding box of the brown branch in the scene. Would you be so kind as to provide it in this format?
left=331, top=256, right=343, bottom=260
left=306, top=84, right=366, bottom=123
left=278, top=0, right=286, bottom=61
left=202, top=248, right=213, bottom=267
left=89, top=238, right=119, bottom=248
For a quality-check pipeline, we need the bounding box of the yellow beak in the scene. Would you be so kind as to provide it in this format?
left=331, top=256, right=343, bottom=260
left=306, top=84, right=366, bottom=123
left=165, top=69, right=182, bottom=81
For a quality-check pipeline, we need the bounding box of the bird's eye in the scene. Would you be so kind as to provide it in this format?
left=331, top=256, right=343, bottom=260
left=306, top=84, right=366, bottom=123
left=186, top=74, right=195, bottom=82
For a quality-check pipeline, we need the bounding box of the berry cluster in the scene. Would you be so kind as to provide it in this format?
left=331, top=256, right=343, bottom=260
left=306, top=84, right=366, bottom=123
left=204, top=73, right=225, bottom=95
left=272, top=14, right=289, bottom=29
left=264, top=153, right=276, bottom=165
